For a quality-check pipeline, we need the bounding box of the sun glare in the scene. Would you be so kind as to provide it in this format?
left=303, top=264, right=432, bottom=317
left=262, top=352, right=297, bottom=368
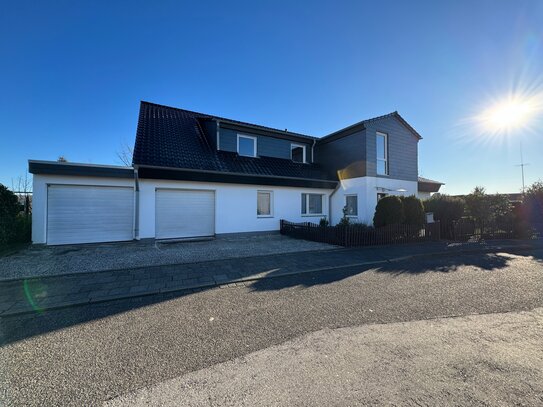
left=479, top=97, right=537, bottom=132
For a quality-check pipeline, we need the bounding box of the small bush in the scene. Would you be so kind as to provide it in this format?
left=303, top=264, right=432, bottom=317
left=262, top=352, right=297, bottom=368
left=319, top=217, right=329, bottom=227
left=338, top=206, right=350, bottom=226
left=401, top=195, right=425, bottom=226
left=373, top=196, right=404, bottom=227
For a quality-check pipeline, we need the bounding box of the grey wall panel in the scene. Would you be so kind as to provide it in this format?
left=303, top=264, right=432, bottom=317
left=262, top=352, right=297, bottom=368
left=218, top=128, right=311, bottom=160
left=364, top=116, right=419, bottom=181
left=314, top=130, right=366, bottom=180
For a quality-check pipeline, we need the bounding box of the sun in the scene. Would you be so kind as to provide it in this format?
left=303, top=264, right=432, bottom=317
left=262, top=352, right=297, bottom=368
left=478, top=97, right=537, bottom=132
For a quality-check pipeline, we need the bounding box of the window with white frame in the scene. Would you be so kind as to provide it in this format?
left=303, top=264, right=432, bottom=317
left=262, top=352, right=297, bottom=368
left=301, top=193, right=323, bottom=215
left=345, top=194, right=358, bottom=216
left=257, top=191, right=273, bottom=217
left=376, top=132, right=388, bottom=175
left=237, top=134, right=257, bottom=157
left=291, top=143, right=307, bottom=163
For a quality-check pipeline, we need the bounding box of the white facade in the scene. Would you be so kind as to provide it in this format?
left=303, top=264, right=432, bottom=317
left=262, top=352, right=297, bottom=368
left=33, top=173, right=428, bottom=245
left=32, top=174, right=334, bottom=244
left=330, top=176, right=419, bottom=225
left=137, top=179, right=332, bottom=239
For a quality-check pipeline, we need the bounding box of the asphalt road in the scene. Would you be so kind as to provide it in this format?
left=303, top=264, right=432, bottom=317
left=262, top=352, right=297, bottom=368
left=1, top=248, right=543, bottom=406
left=106, top=308, right=543, bottom=407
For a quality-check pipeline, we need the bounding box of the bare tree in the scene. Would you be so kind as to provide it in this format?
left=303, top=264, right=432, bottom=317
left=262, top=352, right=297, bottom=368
left=116, top=142, right=134, bottom=166
left=57, top=156, right=68, bottom=162
left=11, top=173, right=32, bottom=215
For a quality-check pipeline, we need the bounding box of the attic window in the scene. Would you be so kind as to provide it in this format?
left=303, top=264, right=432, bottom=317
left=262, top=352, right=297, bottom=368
left=237, top=134, right=257, bottom=157
left=291, top=143, right=306, bottom=163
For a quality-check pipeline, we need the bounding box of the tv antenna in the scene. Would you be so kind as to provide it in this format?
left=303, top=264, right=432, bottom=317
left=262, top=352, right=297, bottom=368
left=516, top=142, right=530, bottom=194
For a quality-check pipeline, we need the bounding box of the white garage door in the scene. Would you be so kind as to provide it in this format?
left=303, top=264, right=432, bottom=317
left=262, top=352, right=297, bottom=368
left=155, top=189, right=215, bottom=239
left=47, top=185, right=134, bottom=245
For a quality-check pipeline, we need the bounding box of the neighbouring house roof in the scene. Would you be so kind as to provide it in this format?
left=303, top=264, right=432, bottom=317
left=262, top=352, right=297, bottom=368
left=133, top=101, right=336, bottom=188
left=417, top=176, right=444, bottom=193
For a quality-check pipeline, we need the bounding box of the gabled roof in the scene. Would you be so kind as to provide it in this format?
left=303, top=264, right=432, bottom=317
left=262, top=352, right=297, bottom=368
left=133, top=102, right=334, bottom=187
left=318, top=111, right=423, bottom=143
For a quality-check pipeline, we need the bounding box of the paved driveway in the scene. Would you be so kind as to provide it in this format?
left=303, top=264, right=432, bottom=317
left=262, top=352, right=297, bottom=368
left=0, top=234, right=336, bottom=280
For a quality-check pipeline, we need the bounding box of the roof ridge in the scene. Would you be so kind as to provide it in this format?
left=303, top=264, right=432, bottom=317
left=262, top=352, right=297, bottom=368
left=140, top=101, right=315, bottom=139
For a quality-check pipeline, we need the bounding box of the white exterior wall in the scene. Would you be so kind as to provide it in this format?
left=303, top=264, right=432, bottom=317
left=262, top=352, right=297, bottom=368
left=32, top=174, right=135, bottom=244
left=330, top=176, right=418, bottom=225
left=138, top=179, right=332, bottom=238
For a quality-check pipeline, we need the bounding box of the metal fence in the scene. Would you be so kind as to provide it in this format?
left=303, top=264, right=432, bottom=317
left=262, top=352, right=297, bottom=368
left=280, top=220, right=441, bottom=247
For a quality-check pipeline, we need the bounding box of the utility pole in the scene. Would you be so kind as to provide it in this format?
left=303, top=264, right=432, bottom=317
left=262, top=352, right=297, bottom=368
left=516, top=142, right=529, bottom=194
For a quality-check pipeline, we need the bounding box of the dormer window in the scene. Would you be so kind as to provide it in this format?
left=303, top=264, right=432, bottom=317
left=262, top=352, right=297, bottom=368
left=291, top=143, right=307, bottom=163
left=237, top=134, right=257, bottom=157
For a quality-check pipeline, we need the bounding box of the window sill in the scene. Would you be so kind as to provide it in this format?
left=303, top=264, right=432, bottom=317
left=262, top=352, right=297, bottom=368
left=257, top=215, right=274, bottom=218
left=301, top=214, right=324, bottom=217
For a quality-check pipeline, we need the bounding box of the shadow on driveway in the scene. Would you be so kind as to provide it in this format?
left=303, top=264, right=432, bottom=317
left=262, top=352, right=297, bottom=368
left=1, top=246, right=542, bottom=347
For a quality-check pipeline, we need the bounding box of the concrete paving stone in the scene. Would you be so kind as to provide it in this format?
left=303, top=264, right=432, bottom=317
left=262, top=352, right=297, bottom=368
left=129, top=285, right=150, bottom=294
left=196, top=276, right=214, bottom=284
left=146, top=283, right=166, bottom=292
left=108, top=287, right=132, bottom=296
left=164, top=280, right=185, bottom=289
left=78, top=283, right=109, bottom=293
left=214, top=274, right=229, bottom=283
left=115, top=275, right=136, bottom=282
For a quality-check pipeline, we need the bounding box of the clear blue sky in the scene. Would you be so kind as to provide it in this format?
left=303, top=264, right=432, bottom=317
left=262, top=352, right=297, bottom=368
left=1, top=0, right=542, bottom=194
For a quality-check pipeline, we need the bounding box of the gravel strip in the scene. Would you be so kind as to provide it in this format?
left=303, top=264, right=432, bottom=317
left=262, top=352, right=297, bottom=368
left=0, top=234, right=337, bottom=280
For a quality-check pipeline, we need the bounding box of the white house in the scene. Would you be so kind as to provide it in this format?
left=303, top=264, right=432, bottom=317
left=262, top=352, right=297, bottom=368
left=29, top=101, right=443, bottom=245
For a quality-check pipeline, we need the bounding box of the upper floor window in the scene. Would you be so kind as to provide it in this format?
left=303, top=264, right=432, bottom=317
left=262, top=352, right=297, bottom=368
left=376, top=132, right=388, bottom=175
left=301, top=193, right=323, bottom=215
left=237, top=134, right=257, bottom=157
left=291, top=143, right=307, bottom=163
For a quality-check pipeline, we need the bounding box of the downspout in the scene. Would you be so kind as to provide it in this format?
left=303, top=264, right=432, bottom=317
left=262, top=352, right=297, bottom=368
left=328, top=181, right=341, bottom=225
left=134, top=166, right=140, bottom=240
left=311, top=139, right=316, bottom=164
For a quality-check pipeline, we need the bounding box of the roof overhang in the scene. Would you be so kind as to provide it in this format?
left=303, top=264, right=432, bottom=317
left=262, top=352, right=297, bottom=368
left=418, top=180, right=444, bottom=193
left=28, top=160, right=134, bottom=179
left=136, top=165, right=337, bottom=189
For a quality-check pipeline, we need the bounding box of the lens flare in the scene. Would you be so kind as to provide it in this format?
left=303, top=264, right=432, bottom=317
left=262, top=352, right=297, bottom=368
left=477, top=96, right=538, bottom=132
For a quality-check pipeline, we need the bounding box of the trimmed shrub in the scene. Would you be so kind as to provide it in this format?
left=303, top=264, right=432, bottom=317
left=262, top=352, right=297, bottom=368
left=373, top=196, right=404, bottom=227
left=401, top=195, right=425, bottom=226
left=423, top=194, right=465, bottom=238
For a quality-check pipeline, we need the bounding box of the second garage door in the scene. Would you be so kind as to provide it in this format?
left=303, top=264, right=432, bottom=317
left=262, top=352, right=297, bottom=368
left=155, top=189, right=215, bottom=239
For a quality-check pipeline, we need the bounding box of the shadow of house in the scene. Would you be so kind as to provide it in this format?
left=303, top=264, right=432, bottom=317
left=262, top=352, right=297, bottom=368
left=1, top=244, right=542, bottom=346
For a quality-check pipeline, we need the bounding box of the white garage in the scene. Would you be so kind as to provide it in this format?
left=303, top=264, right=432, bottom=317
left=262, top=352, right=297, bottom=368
left=155, top=188, right=215, bottom=239
left=47, top=184, right=135, bottom=245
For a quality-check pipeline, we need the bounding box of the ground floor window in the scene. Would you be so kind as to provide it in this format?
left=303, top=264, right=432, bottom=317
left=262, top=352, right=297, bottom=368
left=345, top=194, right=358, bottom=216
left=301, top=193, right=323, bottom=215
left=257, top=191, right=273, bottom=217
